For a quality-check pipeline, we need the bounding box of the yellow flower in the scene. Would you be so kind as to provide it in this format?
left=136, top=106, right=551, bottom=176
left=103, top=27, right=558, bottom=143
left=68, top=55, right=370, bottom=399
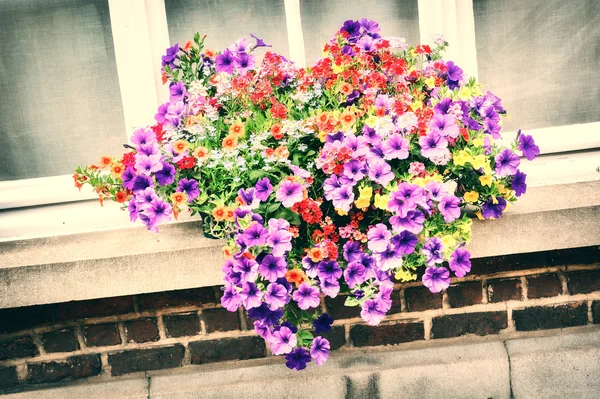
left=470, top=85, right=483, bottom=96
left=332, top=64, right=344, bottom=74
left=479, top=175, right=493, bottom=187
left=471, top=155, right=487, bottom=170
left=394, top=269, right=417, bottom=282
left=354, top=186, right=372, bottom=209
left=457, top=86, right=471, bottom=100
left=364, top=115, right=378, bottom=127
left=463, top=191, right=479, bottom=203
left=441, top=235, right=456, bottom=248
left=475, top=211, right=484, bottom=220
left=410, top=100, right=423, bottom=111
left=424, top=76, right=436, bottom=89
left=335, top=208, right=348, bottom=216
left=471, top=137, right=484, bottom=148
left=317, top=131, right=327, bottom=142
left=453, top=150, right=471, bottom=166
left=374, top=193, right=389, bottom=211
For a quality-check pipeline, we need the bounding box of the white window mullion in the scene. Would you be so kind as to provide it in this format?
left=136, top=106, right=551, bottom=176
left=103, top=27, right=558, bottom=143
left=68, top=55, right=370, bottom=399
left=108, top=0, right=159, bottom=139
left=145, top=0, right=171, bottom=104
left=283, top=0, right=306, bottom=68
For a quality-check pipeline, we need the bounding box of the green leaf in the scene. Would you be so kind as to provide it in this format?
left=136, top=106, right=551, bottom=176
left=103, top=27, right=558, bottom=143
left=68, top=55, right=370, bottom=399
left=344, top=296, right=360, bottom=307
left=274, top=208, right=301, bottom=225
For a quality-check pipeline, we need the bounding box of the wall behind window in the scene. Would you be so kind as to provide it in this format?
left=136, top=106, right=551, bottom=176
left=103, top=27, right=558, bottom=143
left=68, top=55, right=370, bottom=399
left=474, top=0, right=600, bottom=132
left=0, top=0, right=126, bottom=181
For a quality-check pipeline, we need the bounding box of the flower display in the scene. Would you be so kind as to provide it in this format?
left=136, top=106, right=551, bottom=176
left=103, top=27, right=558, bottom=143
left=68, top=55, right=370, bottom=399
left=75, top=20, right=538, bottom=370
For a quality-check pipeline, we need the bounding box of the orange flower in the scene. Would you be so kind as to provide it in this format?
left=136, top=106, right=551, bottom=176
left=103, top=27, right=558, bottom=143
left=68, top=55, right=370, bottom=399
left=229, top=121, right=245, bottom=137
left=170, top=191, right=188, bottom=207
left=270, top=123, right=284, bottom=140
left=212, top=205, right=226, bottom=221
left=265, top=147, right=275, bottom=157
left=193, top=146, right=210, bottom=161
left=100, top=156, right=112, bottom=169
left=173, top=140, right=189, bottom=154
left=317, top=112, right=330, bottom=124
left=224, top=206, right=235, bottom=222
left=285, top=269, right=307, bottom=286
left=308, top=247, right=324, bottom=263
left=338, top=82, right=353, bottom=95
left=274, top=146, right=289, bottom=158
left=222, top=135, right=238, bottom=150
left=204, top=48, right=215, bottom=58
left=183, top=40, right=192, bottom=52
left=72, top=173, right=82, bottom=191
left=111, top=163, right=125, bottom=178
left=339, top=110, right=356, bottom=126
left=115, top=191, right=128, bottom=203
left=222, top=246, right=234, bottom=259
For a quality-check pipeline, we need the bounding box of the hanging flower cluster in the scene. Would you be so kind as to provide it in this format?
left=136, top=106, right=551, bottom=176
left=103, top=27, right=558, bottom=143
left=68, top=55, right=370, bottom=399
left=75, top=19, right=539, bottom=370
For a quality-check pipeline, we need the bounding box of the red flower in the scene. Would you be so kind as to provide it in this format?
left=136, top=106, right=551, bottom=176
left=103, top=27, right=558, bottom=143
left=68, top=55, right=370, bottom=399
left=122, top=152, right=135, bottom=168
left=176, top=156, right=196, bottom=170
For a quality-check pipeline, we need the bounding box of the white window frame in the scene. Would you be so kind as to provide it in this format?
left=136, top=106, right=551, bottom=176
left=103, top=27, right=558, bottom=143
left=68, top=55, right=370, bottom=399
left=0, top=0, right=598, bottom=223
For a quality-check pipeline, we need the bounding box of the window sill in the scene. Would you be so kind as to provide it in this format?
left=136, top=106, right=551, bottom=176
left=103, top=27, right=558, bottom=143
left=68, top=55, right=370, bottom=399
left=1, top=149, right=599, bottom=309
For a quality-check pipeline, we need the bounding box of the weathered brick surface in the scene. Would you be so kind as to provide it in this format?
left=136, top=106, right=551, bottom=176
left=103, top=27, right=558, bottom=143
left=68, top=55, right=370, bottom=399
left=189, top=336, right=266, bottom=364
left=447, top=281, right=483, bottom=308
left=163, top=312, right=200, bottom=338
left=0, top=305, right=53, bottom=334
left=203, top=308, right=240, bottom=333
left=0, top=366, right=20, bottom=390
left=53, top=296, right=135, bottom=322
left=488, top=278, right=522, bottom=303
left=41, top=329, right=79, bottom=353
left=432, top=311, right=508, bottom=339
left=592, top=301, right=600, bottom=324
left=513, top=303, right=588, bottom=331
left=137, top=287, right=217, bottom=311
left=526, top=273, right=562, bottom=299
left=567, top=270, right=600, bottom=295
left=108, top=345, right=185, bottom=376
left=83, top=323, right=121, bottom=347
left=405, top=286, right=442, bottom=312
left=26, top=354, right=101, bottom=384
left=325, top=296, right=361, bottom=320
left=124, top=318, right=160, bottom=343
left=350, top=322, right=424, bottom=347
left=319, top=326, right=346, bottom=350
left=0, top=336, right=38, bottom=361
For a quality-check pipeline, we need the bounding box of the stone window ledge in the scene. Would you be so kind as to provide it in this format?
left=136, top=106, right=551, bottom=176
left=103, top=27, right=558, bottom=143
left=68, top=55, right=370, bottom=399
left=1, top=179, right=599, bottom=309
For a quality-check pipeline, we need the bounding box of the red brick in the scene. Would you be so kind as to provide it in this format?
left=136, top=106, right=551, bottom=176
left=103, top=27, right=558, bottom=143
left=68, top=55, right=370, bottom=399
left=488, top=278, right=522, bottom=303
left=325, top=296, right=361, bottom=320
left=82, top=323, right=121, bottom=347
left=513, top=303, right=588, bottom=331
left=53, top=296, right=135, bottom=322
left=0, top=336, right=39, bottom=361
left=447, top=281, right=483, bottom=308
left=432, top=311, right=507, bottom=338
left=189, top=336, right=265, bottom=364
left=0, top=305, right=53, bottom=334
left=41, top=329, right=79, bottom=353
left=26, top=354, right=101, bottom=384
left=350, top=322, right=424, bottom=347
left=405, top=286, right=442, bottom=312
left=108, top=345, right=184, bottom=376
left=567, top=269, right=600, bottom=294
left=137, top=287, right=217, bottom=311
left=526, top=274, right=562, bottom=299
left=0, top=366, right=20, bottom=390
left=124, top=318, right=159, bottom=343
left=592, top=301, right=600, bottom=324
left=318, top=326, right=346, bottom=350
left=203, top=308, right=240, bottom=333
left=163, top=312, right=200, bottom=338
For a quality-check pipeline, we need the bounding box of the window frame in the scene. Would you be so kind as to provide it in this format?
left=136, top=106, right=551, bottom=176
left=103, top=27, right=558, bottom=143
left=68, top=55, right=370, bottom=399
left=1, top=0, right=597, bottom=213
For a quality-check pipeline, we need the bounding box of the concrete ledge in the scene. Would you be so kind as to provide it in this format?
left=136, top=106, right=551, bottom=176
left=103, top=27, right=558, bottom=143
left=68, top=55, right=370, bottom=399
left=5, top=327, right=599, bottom=398
left=1, top=180, right=599, bottom=309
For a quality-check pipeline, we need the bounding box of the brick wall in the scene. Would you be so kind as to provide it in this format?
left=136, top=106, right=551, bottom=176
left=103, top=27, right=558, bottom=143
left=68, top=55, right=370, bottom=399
left=0, top=246, right=599, bottom=393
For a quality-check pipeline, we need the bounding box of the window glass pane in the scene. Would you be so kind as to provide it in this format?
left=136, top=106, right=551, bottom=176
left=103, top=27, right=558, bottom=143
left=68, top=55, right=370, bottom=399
left=300, top=0, right=420, bottom=65
left=474, top=0, right=600, bottom=132
left=165, top=0, right=289, bottom=58
left=0, top=0, right=126, bottom=181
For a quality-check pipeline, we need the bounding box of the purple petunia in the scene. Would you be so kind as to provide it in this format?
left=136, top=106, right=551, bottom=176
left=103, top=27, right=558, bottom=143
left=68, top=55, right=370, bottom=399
left=373, top=244, right=403, bottom=271
left=343, top=160, right=366, bottom=181
left=495, top=149, right=520, bottom=177
left=276, top=180, right=304, bottom=208
left=420, top=131, right=449, bottom=160
left=234, top=52, right=255, bottom=73
left=382, top=133, right=409, bottom=160
left=343, top=240, right=363, bottom=262
left=449, top=247, right=471, bottom=277
left=292, top=283, right=321, bottom=310
left=258, top=254, right=287, bottom=282
left=240, top=282, right=263, bottom=309
left=356, top=35, right=375, bottom=51
left=122, top=167, right=137, bottom=190
left=131, top=174, right=154, bottom=193
left=512, top=170, right=527, bottom=197
left=438, top=195, right=462, bottom=223
left=445, top=61, right=463, bottom=89
left=310, top=337, right=330, bottom=366
left=135, top=153, right=162, bottom=175
left=269, top=326, right=297, bottom=355
left=177, top=178, right=199, bottom=202
left=367, top=159, right=395, bottom=187
left=429, top=114, right=459, bottom=139
left=243, top=223, right=269, bottom=247
left=221, top=284, right=242, bottom=312
left=285, top=347, right=311, bottom=371
left=233, top=256, right=259, bottom=283
left=422, top=237, right=444, bottom=266
left=367, top=223, right=391, bottom=252
left=361, top=298, right=387, bottom=325
left=155, top=163, right=176, bottom=186
left=422, top=266, right=451, bottom=293
left=250, top=33, right=272, bottom=49
left=481, top=196, right=507, bottom=219
left=518, top=131, right=540, bottom=161
left=313, top=314, right=334, bottom=334
left=331, top=185, right=355, bottom=212
left=131, top=128, right=157, bottom=147
left=145, top=198, right=172, bottom=228
left=341, top=19, right=361, bottom=37
left=255, top=177, right=273, bottom=201
left=169, top=81, right=187, bottom=102
left=215, top=49, right=235, bottom=74
left=266, top=228, right=292, bottom=257
left=317, top=260, right=342, bottom=283
left=344, top=261, right=366, bottom=288
left=264, top=283, right=289, bottom=310
left=392, top=231, right=418, bottom=255
left=161, top=43, right=179, bottom=69
left=320, top=279, right=340, bottom=298
left=155, top=102, right=169, bottom=124
left=389, top=210, right=425, bottom=234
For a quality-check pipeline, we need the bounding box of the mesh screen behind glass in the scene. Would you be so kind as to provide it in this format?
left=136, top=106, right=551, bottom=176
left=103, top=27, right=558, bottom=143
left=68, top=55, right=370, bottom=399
left=474, top=0, right=600, bottom=132
left=0, top=0, right=126, bottom=181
